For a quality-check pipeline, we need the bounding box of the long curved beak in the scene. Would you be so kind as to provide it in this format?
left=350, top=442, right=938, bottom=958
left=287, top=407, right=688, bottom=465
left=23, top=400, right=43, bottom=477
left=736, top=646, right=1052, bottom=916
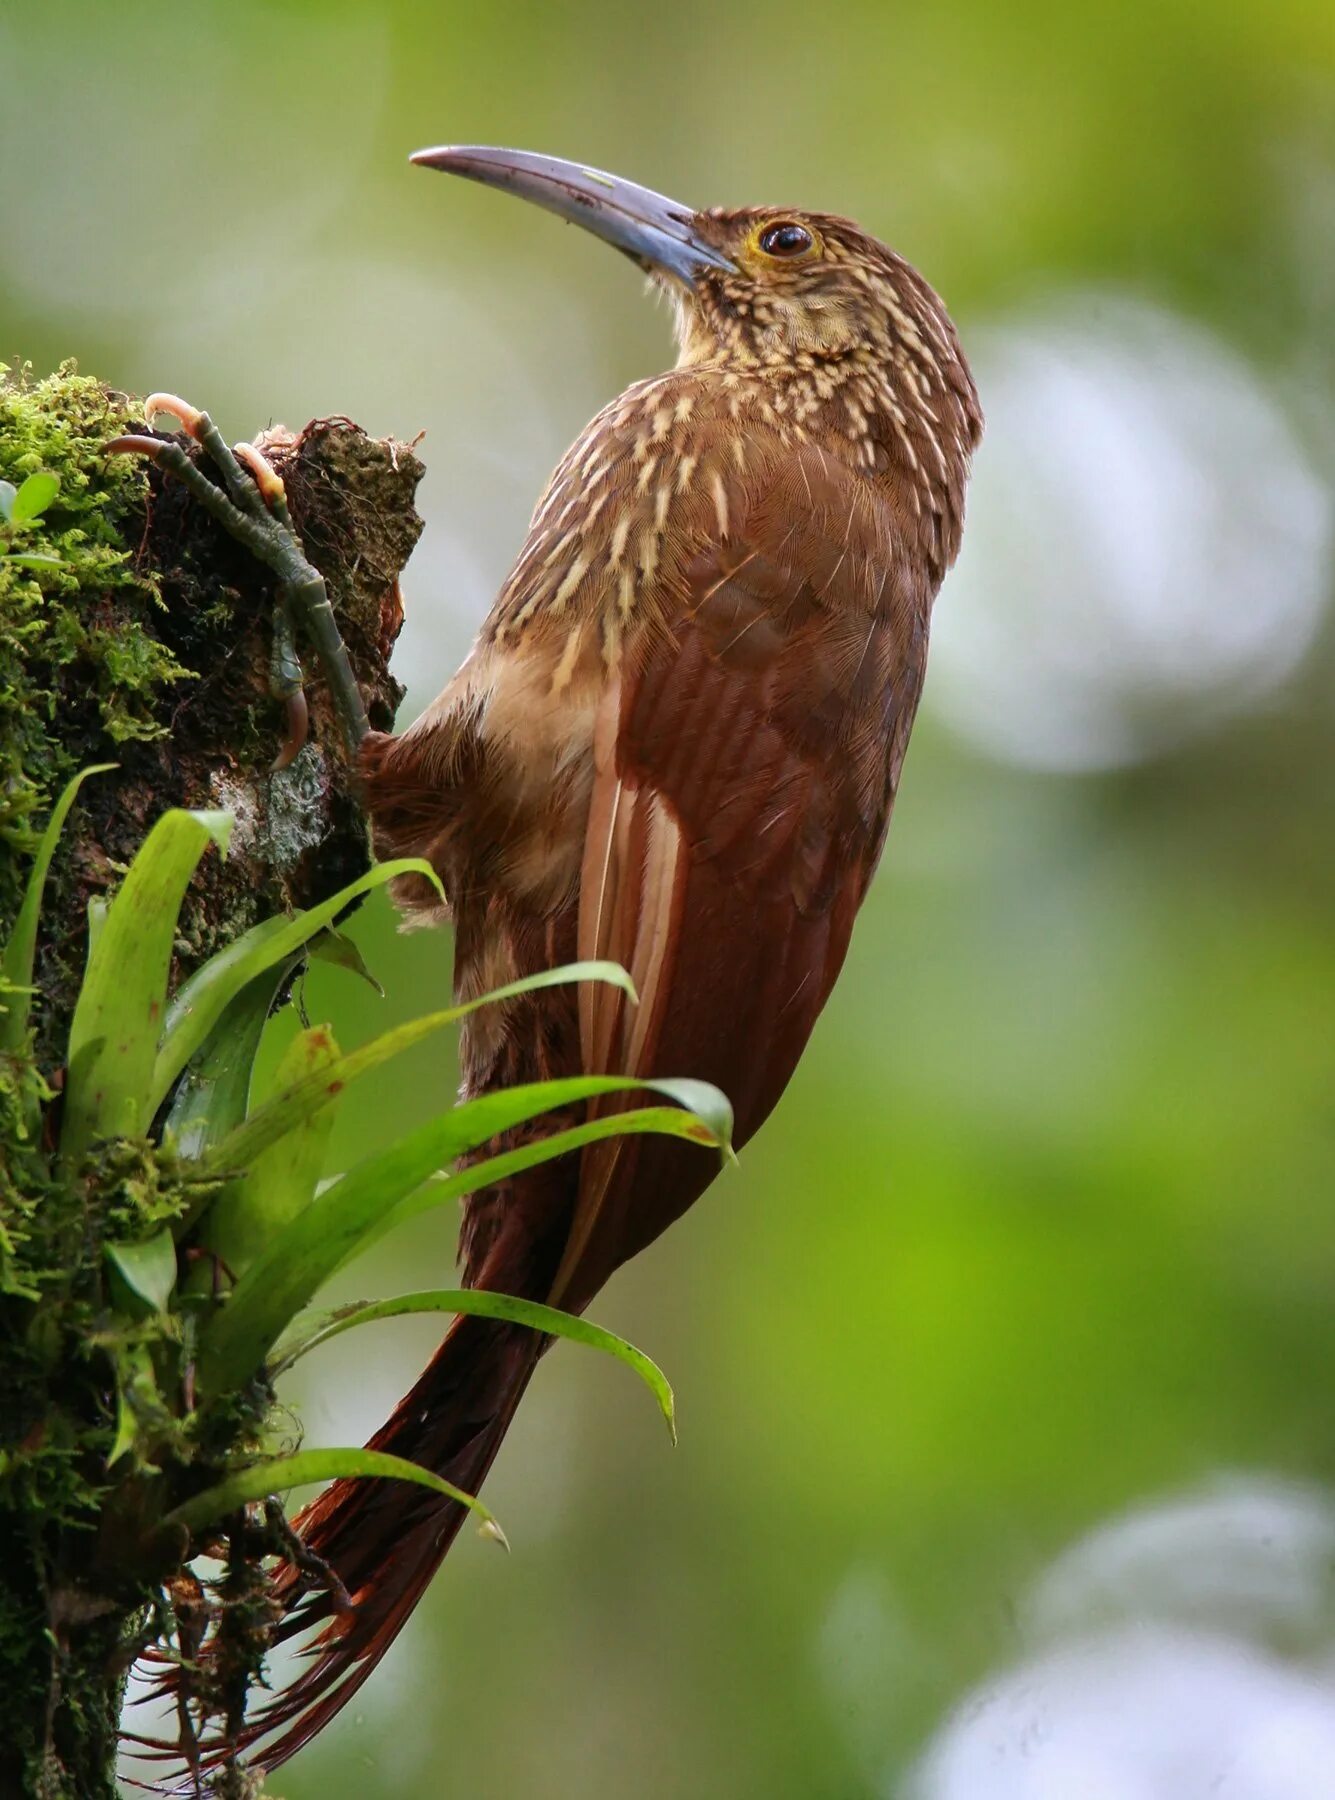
left=409, top=145, right=735, bottom=286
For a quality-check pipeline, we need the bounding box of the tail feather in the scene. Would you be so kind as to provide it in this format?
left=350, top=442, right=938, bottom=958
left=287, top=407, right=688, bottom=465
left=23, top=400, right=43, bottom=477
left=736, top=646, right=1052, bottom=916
left=235, top=1313, right=542, bottom=1771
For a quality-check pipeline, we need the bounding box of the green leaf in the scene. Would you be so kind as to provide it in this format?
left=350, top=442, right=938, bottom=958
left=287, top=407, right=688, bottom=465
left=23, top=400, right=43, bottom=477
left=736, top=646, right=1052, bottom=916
left=108, top=1342, right=160, bottom=1467
left=11, top=470, right=59, bottom=524
left=0, top=478, right=14, bottom=522
left=149, top=856, right=444, bottom=1116
left=371, top=1104, right=728, bottom=1246
left=163, top=957, right=308, bottom=1257
left=162, top=1447, right=508, bottom=1544
left=196, top=1082, right=729, bottom=1401
left=84, top=895, right=110, bottom=965
left=310, top=925, right=383, bottom=994
left=192, top=960, right=641, bottom=1178
left=275, top=1289, right=676, bottom=1442
left=199, top=1023, right=341, bottom=1274
left=60, top=809, right=233, bottom=1168
left=105, top=1228, right=178, bottom=1313
left=4, top=552, right=63, bottom=570
left=163, top=960, right=299, bottom=1164
left=1, top=765, right=116, bottom=1055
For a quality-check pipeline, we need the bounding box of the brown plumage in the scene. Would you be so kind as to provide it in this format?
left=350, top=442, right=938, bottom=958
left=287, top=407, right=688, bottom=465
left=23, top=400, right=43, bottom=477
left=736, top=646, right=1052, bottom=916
left=239, top=149, right=981, bottom=1768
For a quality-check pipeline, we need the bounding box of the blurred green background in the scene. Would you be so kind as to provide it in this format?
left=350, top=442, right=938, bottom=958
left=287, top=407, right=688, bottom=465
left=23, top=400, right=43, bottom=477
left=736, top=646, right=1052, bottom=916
left=6, top=1, right=1335, bottom=1794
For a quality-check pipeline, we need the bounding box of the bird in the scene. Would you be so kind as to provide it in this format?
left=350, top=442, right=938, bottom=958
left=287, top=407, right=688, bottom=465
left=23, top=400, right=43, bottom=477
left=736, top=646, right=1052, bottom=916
left=239, top=145, right=982, bottom=1767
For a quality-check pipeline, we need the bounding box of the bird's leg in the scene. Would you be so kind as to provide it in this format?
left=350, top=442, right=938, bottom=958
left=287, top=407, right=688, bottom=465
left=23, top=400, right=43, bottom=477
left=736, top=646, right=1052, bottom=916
left=107, top=394, right=370, bottom=769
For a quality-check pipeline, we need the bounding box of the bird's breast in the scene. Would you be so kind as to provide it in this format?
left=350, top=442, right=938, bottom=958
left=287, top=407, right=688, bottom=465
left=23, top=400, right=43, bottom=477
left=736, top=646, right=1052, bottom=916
left=487, top=374, right=795, bottom=647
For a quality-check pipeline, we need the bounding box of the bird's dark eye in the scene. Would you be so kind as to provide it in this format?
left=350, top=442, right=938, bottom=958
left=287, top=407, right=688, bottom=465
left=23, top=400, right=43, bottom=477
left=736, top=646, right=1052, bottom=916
left=758, top=221, right=814, bottom=258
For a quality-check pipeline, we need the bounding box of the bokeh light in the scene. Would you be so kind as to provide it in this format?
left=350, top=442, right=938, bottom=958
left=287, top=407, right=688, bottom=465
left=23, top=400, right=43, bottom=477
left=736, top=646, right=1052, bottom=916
left=910, top=1479, right=1335, bottom=1799
left=930, top=294, right=1333, bottom=770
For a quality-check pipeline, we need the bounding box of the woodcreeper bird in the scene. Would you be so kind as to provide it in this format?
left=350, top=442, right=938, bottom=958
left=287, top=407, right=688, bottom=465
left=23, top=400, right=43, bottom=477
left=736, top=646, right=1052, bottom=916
left=181, top=146, right=982, bottom=1766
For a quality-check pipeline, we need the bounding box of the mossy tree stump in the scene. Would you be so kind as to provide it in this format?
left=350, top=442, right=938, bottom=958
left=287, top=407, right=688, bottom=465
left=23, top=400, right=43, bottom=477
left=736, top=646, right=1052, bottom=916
left=0, top=364, right=422, bottom=1798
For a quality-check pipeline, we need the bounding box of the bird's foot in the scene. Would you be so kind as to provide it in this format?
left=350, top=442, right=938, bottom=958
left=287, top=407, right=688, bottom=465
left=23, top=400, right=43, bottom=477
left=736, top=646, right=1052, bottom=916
left=260, top=1497, right=355, bottom=1615
left=108, top=394, right=370, bottom=769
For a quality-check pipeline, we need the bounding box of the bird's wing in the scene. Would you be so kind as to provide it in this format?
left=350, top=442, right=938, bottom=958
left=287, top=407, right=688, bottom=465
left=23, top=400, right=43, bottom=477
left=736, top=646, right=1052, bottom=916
left=555, top=445, right=928, bottom=1308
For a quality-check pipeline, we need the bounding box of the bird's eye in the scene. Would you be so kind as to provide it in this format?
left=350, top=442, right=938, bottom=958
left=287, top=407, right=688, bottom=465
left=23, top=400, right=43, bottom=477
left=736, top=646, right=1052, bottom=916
left=758, top=221, right=814, bottom=258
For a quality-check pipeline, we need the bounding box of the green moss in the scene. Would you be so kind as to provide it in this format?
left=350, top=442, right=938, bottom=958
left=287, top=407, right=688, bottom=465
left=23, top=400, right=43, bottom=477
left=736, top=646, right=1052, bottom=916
left=0, top=363, right=191, bottom=920
left=0, top=1112, right=275, bottom=1796
left=0, top=967, right=55, bottom=1299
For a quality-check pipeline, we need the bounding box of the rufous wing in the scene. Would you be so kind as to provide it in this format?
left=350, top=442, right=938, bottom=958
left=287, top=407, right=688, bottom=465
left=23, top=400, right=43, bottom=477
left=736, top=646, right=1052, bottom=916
left=556, top=476, right=926, bottom=1311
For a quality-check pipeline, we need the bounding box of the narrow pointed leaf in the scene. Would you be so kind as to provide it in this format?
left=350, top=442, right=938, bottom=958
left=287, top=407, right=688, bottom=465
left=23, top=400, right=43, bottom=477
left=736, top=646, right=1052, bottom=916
left=5, top=552, right=63, bottom=570
left=196, top=1089, right=728, bottom=1400
left=310, top=925, right=383, bottom=994
left=200, top=1024, right=341, bottom=1274
left=149, top=857, right=445, bottom=1114
left=163, top=959, right=300, bottom=1163
left=105, top=1228, right=178, bottom=1314
left=108, top=1342, right=162, bottom=1468
left=0, top=478, right=14, bottom=521
left=61, top=809, right=233, bottom=1167
left=372, top=1106, right=724, bottom=1244
left=353, top=1095, right=732, bottom=1272
left=163, top=1448, right=506, bottom=1543
left=1, top=765, right=116, bottom=1053
left=191, top=961, right=641, bottom=1178
left=274, top=1290, right=675, bottom=1440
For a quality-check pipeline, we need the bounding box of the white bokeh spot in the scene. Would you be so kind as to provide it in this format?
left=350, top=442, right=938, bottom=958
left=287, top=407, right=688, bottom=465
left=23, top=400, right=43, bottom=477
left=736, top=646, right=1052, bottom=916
left=904, top=1476, right=1335, bottom=1800
left=930, top=293, right=1333, bottom=771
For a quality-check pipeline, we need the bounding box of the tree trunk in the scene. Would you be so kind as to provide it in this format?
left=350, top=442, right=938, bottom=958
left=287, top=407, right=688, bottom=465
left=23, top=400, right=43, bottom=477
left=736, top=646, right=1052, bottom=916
left=0, top=364, right=421, bottom=1798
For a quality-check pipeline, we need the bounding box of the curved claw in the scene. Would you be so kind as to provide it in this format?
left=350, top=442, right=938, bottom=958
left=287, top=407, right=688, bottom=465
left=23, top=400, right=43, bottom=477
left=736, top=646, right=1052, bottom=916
left=271, top=688, right=310, bottom=771
left=107, top=391, right=370, bottom=763
left=234, top=440, right=288, bottom=510
left=143, top=392, right=206, bottom=440
left=105, top=433, right=170, bottom=460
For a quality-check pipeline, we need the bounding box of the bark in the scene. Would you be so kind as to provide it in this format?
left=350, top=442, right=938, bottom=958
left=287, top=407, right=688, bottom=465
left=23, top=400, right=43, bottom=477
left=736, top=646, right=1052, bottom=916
left=20, top=401, right=418, bottom=1055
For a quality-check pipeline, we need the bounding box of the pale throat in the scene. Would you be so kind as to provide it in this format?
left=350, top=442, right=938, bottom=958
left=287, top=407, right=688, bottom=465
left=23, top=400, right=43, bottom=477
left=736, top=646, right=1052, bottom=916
left=666, top=303, right=935, bottom=466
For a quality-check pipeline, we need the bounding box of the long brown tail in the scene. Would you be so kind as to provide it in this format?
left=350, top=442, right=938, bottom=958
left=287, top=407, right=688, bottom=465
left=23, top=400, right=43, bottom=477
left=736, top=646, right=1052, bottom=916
left=239, top=1312, right=543, bottom=1771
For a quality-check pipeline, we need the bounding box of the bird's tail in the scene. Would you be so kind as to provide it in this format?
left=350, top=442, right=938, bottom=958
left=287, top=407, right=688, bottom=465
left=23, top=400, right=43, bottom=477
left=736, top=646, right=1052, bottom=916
left=238, top=1311, right=543, bottom=1770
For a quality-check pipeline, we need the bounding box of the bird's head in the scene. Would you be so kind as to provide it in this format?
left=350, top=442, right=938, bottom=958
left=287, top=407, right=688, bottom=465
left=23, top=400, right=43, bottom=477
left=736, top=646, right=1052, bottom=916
left=411, top=146, right=980, bottom=489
